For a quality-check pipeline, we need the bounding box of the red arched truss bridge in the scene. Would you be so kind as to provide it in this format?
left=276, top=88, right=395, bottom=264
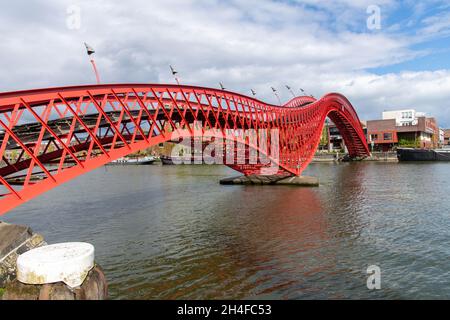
left=0, top=84, right=369, bottom=215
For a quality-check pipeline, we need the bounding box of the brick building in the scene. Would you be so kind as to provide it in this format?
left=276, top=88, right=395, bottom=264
left=443, top=129, right=450, bottom=146
left=366, top=109, right=439, bottom=151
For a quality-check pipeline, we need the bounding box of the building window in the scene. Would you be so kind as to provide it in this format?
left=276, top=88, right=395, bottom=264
left=371, top=134, right=378, bottom=141
left=383, top=133, right=392, bottom=141
left=402, top=111, right=413, bottom=119
left=329, top=127, right=339, bottom=135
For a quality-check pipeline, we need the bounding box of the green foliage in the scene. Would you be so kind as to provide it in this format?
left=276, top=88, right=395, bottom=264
left=398, top=138, right=419, bottom=148
left=319, top=126, right=328, bottom=146
left=0, top=288, right=5, bottom=298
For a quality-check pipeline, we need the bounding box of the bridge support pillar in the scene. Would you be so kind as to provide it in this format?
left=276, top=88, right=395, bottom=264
left=220, top=175, right=319, bottom=186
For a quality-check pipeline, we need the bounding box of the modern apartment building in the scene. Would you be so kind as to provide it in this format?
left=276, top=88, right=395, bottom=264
left=367, top=109, right=439, bottom=151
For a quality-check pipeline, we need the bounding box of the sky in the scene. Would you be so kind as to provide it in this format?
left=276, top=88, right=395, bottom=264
left=1, top=0, right=450, bottom=126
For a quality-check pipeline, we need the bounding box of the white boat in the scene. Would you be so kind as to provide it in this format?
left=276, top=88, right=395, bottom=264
left=108, top=156, right=156, bottom=165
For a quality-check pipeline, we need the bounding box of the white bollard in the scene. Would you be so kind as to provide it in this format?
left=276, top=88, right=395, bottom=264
left=17, top=242, right=95, bottom=288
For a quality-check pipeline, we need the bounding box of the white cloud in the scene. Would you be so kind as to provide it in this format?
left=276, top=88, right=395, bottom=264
left=327, top=70, right=450, bottom=127
left=0, top=0, right=450, bottom=126
left=420, top=11, right=450, bottom=37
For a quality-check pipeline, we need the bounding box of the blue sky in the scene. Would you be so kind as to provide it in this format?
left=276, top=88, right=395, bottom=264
left=370, top=1, right=450, bottom=73
left=1, top=0, right=450, bottom=125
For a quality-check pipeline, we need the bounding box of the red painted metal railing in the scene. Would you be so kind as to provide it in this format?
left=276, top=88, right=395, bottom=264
left=0, top=84, right=369, bottom=215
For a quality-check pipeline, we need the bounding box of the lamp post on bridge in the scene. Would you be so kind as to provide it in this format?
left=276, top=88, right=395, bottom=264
left=251, top=89, right=256, bottom=97
left=271, top=87, right=282, bottom=106
left=299, top=88, right=315, bottom=99
left=285, top=85, right=296, bottom=98
left=84, top=43, right=101, bottom=84
left=170, top=65, right=181, bottom=85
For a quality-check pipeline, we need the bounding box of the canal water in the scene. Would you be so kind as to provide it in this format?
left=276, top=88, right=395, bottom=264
left=3, top=162, right=450, bottom=299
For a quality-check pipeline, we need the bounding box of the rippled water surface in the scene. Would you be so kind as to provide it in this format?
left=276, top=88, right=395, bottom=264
left=4, top=162, right=450, bottom=299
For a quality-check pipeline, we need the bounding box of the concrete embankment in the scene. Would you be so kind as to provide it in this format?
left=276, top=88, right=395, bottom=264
left=362, top=155, right=398, bottom=162
left=220, top=175, right=319, bottom=187
left=312, top=152, right=398, bottom=163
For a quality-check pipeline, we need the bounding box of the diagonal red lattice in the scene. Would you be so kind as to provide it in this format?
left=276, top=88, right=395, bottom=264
left=0, top=84, right=369, bottom=215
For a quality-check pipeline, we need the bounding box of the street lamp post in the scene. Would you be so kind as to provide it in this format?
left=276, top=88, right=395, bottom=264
left=271, top=87, right=282, bottom=106
left=84, top=43, right=101, bottom=84
left=285, top=85, right=296, bottom=98
left=170, top=65, right=180, bottom=85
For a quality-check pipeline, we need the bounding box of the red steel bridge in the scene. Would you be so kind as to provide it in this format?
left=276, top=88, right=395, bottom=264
left=0, top=84, right=369, bottom=215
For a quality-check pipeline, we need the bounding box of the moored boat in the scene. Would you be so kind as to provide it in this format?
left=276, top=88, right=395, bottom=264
left=160, top=155, right=174, bottom=165
left=159, top=154, right=209, bottom=165
left=108, top=156, right=156, bottom=165
left=397, top=148, right=450, bottom=161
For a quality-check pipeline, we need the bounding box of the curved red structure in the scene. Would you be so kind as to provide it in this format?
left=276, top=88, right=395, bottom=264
left=0, top=84, right=369, bottom=215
